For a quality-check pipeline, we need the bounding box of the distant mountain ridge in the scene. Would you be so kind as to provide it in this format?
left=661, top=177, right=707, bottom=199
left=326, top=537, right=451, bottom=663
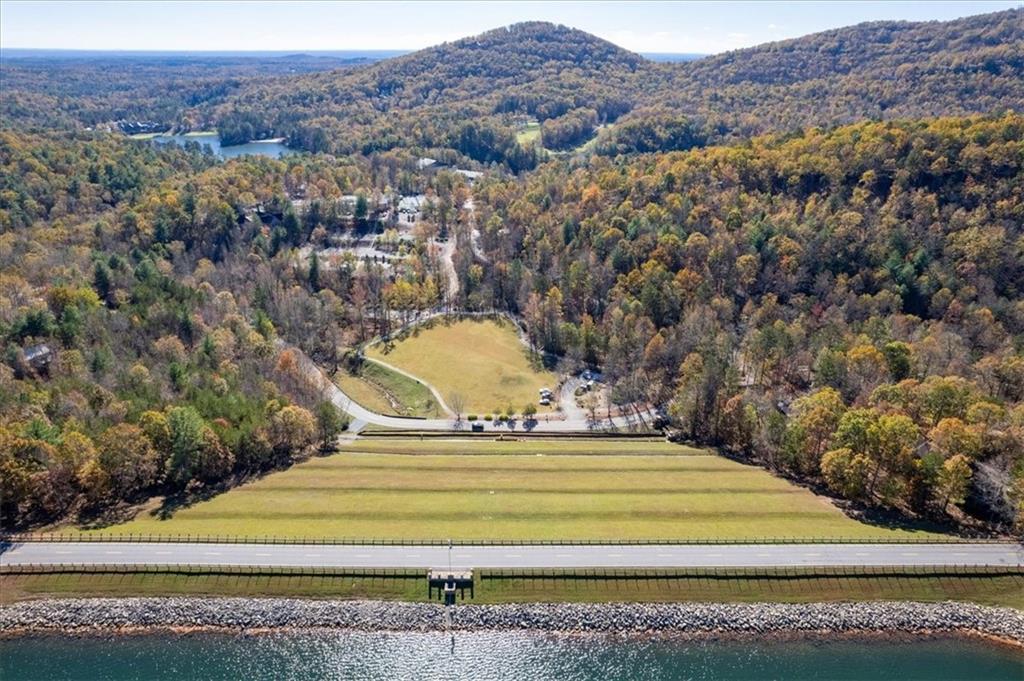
left=2, top=10, right=1021, bottom=167
left=629, top=8, right=1024, bottom=142
left=211, top=10, right=1022, bottom=164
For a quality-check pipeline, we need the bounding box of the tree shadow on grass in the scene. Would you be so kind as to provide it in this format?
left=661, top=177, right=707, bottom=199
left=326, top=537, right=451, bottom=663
left=151, top=484, right=227, bottom=522
left=716, top=448, right=1003, bottom=539
left=837, top=503, right=955, bottom=536
left=74, top=470, right=277, bottom=530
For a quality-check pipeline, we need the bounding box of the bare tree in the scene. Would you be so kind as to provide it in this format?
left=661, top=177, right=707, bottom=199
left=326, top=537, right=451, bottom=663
left=583, top=392, right=599, bottom=429
left=448, top=391, right=466, bottom=423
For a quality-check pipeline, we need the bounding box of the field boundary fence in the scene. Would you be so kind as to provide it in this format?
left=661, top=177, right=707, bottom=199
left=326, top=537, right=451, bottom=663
left=2, top=533, right=1018, bottom=547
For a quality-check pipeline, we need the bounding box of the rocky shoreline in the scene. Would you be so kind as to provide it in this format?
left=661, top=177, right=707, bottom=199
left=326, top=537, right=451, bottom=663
left=2, top=599, right=1023, bottom=645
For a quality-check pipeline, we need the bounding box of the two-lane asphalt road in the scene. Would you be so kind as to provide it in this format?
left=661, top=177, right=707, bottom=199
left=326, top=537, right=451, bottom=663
left=2, top=542, right=1021, bottom=569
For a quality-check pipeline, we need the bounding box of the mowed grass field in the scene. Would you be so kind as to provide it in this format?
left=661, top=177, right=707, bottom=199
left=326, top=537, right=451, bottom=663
left=6, top=572, right=1019, bottom=607
left=95, top=439, right=933, bottom=540
left=366, top=318, right=557, bottom=415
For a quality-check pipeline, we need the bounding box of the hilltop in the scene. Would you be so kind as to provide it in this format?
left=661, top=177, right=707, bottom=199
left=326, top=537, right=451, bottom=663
left=217, top=22, right=648, bottom=165
left=609, top=8, right=1024, bottom=146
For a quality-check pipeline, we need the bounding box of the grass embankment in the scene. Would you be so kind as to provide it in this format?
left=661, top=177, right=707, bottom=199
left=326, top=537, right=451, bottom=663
left=4, top=571, right=1020, bottom=608
left=367, top=318, right=557, bottom=415
left=335, top=361, right=443, bottom=418
left=82, top=439, right=934, bottom=540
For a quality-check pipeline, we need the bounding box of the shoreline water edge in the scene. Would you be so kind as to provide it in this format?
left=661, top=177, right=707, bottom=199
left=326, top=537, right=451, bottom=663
left=2, top=599, right=1022, bottom=649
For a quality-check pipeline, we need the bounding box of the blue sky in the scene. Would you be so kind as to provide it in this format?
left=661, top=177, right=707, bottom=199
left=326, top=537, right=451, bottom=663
left=2, top=1, right=1020, bottom=54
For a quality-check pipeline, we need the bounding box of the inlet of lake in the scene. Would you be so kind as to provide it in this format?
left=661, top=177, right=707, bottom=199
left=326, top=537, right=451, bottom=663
left=147, top=132, right=290, bottom=159
left=2, top=631, right=1022, bottom=680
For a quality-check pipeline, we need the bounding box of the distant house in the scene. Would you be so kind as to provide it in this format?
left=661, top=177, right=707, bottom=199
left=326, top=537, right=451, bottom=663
left=338, top=194, right=359, bottom=217
left=23, top=343, right=55, bottom=373
left=333, top=194, right=391, bottom=224
left=416, top=157, right=438, bottom=170
left=454, top=168, right=483, bottom=184
left=398, top=195, right=431, bottom=224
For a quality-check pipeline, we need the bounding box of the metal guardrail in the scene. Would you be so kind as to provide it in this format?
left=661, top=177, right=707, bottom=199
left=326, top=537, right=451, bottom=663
left=0, top=563, right=423, bottom=578
left=1, top=533, right=1018, bottom=546
left=480, top=565, right=1024, bottom=580
left=2, top=563, right=1019, bottom=580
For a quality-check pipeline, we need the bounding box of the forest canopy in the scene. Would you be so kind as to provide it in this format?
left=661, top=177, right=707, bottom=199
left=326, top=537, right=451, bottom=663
left=1, top=9, right=1023, bottom=535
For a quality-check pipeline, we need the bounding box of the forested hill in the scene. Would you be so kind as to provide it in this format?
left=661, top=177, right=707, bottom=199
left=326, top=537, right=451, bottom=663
left=366, top=21, right=644, bottom=87
left=609, top=8, right=1024, bottom=146
left=217, top=10, right=1023, bottom=162
left=216, top=22, right=647, bottom=164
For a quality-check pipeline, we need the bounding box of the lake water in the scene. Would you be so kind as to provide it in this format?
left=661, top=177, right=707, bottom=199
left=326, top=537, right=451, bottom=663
left=2, top=632, right=1021, bottom=680
left=150, top=133, right=290, bottom=159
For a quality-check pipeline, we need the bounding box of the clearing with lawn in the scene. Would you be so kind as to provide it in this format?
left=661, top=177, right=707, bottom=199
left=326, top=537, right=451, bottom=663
left=367, top=317, right=558, bottom=416
left=335, top=360, right=444, bottom=418
left=87, top=438, right=937, bottom=541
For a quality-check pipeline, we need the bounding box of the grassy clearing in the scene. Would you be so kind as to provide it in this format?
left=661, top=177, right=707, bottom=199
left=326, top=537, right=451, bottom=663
left=84, top=439, right=936, bottom=540
left=4, top=572, right=1019, bottom=607
left=335, top=361, right=443, bottom=418
left=367, top=318, right=557, bottom=415
left=515, top=121, right=541, bottom=145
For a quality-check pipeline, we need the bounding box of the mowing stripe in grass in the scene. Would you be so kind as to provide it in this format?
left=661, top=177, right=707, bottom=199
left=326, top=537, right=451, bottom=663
left=299, top=463, right=746, bottom=474
left=343, top=446, right=714, bottom=456
left=174, top=510, right=846, bottom=521
left=231, top=486, right=805, bottom=495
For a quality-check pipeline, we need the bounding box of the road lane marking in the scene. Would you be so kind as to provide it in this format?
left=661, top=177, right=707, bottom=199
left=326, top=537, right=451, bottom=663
left=204, top=552, right=222, bottom=556
left=304, top=553, right=322, bottom=558
left=154, top=551, right=172, bottom=556
left=901, top=552, right=919, bottom=557
left=253, top=553, right=272, bottom=557
left=505, top=554, right=522, bottom=558
left=104, top=551, right=123, bottom=555
left=355, top=553, right=371, bottom=558
left=556, top=554, right=572, bottom=558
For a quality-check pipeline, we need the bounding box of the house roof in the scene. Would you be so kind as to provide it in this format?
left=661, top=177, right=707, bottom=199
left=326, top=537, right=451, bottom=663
left=398, top=195, right=429, bottom=213
left=24, top=343, right=53, bottom=362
